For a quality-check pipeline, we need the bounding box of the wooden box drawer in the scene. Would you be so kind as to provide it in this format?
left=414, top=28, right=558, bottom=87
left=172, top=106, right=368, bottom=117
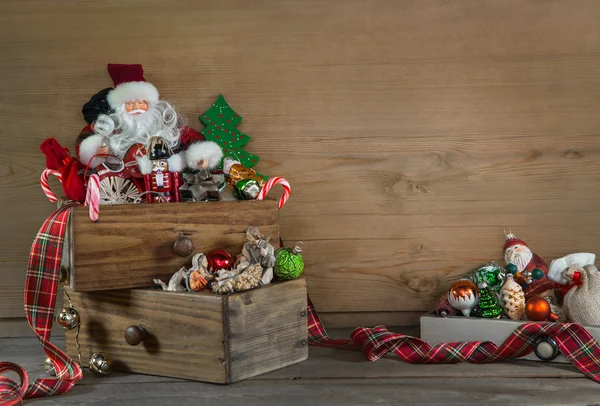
left=64, top=278, right=308, bottom=383
left=64, top=200, right=279, bottom=292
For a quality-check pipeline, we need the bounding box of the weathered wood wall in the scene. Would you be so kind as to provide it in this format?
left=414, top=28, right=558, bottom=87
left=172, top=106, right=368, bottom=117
left=2, top=0, right=600, bottom=329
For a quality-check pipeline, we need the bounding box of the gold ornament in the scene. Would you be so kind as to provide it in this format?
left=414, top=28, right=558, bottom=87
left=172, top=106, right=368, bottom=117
left=89, top=353, right=112, bottom=376
left=500, top=274, right=525, bottom=320
left=43, top=357, right=57, bottom=376
left=56, top=306, right=80, bottom=330
left=223, top=157, right=266, bottom=187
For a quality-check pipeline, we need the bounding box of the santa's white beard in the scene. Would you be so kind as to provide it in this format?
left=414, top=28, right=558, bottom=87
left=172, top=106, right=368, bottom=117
left=505, top=248, right=533, bottom=272
left=108, top=100, right=183, bottom=158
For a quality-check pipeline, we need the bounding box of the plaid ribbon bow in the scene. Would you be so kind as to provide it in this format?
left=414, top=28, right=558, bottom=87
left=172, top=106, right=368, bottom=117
left=0, top=203, right=82, bottom=405
left=307, top=296, right=600, bottom=383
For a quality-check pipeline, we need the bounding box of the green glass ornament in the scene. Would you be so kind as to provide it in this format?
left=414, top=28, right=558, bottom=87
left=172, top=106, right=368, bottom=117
left=506, top=263, right=518, bottom=275
left=532, top=267, right=544, bottom=280
left=470, top=263, right=505, bottom=292
left=274, top=244, right=304, bottom=280
left=235, top=179, right=261, bottom=200
left=478, top=286, right=503, bottom=318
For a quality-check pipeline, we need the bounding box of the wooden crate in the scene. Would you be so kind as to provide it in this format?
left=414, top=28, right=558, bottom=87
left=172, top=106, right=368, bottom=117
left=420, top=313, right=600, bottom=363
left=62, top=200, right=279, bottom=292
left=64, top=278, right=308, bottom=383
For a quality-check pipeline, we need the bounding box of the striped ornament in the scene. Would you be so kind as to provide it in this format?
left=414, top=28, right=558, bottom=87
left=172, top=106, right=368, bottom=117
left=40, top=169, right=63, bottom=203
left=85, top=174, right=101, bottom=222
left=257, top=176, right=291, bottom=209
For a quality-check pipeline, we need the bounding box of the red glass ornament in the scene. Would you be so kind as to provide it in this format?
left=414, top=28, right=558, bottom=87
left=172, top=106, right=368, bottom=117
left=525, top=297, right=559, bottom=322
left=206, top=249, right=234, bottom=273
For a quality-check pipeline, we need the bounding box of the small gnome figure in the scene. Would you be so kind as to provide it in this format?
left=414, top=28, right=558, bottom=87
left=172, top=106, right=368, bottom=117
left=562, top=264, right=600, bottom=326
left=141, top=138, right=182, bottom=203
left=503, top=232, right=555, bottom=300
left=237, top=227, right=276, bottom=285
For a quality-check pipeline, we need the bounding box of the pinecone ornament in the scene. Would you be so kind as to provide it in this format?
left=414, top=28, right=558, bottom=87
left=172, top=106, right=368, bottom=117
left=500, top=274, right=525, bottom=320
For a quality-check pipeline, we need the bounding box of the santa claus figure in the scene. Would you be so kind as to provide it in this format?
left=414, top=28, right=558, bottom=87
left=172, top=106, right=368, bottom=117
left=76, top=63, right=222, bottom=175
left=503, top=233, right=555, bottom=299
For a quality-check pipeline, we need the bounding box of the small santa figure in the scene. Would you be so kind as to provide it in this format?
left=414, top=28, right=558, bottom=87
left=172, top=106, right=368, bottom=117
left=503, top=232, right=555, bottom=299
left=76, top=63, right=222, bottom=174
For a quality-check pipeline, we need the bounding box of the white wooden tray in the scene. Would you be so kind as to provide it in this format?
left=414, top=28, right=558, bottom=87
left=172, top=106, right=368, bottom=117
left=420, top=313, right=600, bottom=364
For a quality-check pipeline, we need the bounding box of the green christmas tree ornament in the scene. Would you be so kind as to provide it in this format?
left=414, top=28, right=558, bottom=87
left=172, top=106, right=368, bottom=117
left=274, top=243, right=304, bottom=280
left=200, top=94, right=263, bottom=174
left=478, top=284, right=503, bottom=318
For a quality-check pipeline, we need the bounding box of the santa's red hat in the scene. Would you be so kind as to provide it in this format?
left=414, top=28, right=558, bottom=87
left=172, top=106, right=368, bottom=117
left=106, top=64, right=159, bottom=109
left=504, top=233, right=528, bottom=252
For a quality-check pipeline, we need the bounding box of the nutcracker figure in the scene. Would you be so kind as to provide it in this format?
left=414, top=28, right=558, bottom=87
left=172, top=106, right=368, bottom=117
left=143, top=139, right=182, bottom=203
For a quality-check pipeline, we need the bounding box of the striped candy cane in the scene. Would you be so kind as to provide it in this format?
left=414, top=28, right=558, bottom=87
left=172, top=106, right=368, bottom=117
left=257, top=176, right=291, bottom=209
left=40, top=169, right=63, bottom=203
left=85, top=174, right=101, bottom=222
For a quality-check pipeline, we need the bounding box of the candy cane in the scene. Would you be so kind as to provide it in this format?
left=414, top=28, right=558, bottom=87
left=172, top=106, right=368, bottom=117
left=85, top=174, right=101, bottom=222
left=257, top=176, right=291, bottom=209
left=40, top=169, right=62, bottom=203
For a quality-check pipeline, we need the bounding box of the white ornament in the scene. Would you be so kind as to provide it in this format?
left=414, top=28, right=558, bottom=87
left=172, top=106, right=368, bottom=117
left=500, top=274, right=525, bottom=321
left=447, top=280, right=479, bottom=317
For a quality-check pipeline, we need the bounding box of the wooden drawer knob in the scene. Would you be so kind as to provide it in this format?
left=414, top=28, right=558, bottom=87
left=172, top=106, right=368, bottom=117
left=124, top=325, right=148, bottom=346
left=173, top=236, right=194, bottom=257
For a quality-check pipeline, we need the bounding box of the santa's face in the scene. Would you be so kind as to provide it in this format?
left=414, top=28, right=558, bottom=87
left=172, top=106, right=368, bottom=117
left=505, top=244, right=533, bottom=272
left=124, top=100, right=148, bottom=116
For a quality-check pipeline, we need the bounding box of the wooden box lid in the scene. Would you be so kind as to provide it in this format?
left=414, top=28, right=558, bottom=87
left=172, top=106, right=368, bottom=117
left=63, top=200, right=280, bottom=292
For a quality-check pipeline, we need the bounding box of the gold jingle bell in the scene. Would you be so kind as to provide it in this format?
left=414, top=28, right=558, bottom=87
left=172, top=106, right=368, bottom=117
left=56, top=307, right=80, bottom=330
left=89, top=352, right=112, bottom=376
left=43, top=357, right=57, bottom=376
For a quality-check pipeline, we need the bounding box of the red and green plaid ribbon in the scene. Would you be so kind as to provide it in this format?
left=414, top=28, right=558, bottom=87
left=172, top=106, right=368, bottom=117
left=0, top=203, right=82, bottom=405
left=307, top=296, right=600, bottom=383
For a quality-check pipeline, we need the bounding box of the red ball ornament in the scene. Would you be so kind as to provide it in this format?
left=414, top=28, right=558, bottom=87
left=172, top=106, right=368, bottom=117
left=525, top=297, right=559, bottom=322
left=206, top=249, right=234, bottom=273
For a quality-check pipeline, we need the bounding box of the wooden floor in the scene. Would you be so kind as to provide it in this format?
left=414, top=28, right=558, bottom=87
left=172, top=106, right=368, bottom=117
left=2, top=329, right=599, bottom=405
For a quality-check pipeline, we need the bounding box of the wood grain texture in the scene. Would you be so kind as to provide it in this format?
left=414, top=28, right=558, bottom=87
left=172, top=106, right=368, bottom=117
left=3, top=0, right=600, bottom=319
left=64, top=280, right=307, bottom=383
left=226, top=278, right=308, bottom=382
left=70, top=200, right=279, bottom=291
left=2, top=336, right=600, bottom=405
left=64, top=287, right=228, bottom=383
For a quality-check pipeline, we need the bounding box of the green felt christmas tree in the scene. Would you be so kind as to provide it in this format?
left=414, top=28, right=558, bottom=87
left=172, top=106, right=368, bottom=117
left=478, top=286, right=502, bottom=318
left=199, top=94, right=262, bottom=172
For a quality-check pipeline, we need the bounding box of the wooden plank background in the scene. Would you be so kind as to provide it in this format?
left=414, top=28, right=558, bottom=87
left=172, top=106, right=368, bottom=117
left=2, top=0, right=600, bottom=328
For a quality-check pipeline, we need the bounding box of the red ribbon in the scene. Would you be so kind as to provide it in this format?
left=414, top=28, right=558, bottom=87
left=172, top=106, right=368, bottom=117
left=0, top=204, right=83, bottom=405
left=307, top=296, right=600, bottom=383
